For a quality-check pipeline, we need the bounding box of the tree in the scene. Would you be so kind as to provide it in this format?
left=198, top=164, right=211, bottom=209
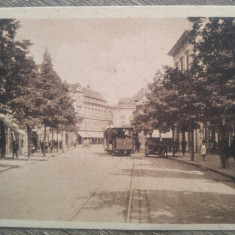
left=0, top=19, right=39, bottom=158
left=162, top=67, right=203, bottom=160
left=0, top=19, right=19, bottom=157
left=132, top=66, right=202, bottom=160
left=188, top=17, right=235, bottom=124
left=187, top=17, right=235, bottom=166
left=38, top=50, right=77, bottom=156
left=8, top=56, right=40, bottom=159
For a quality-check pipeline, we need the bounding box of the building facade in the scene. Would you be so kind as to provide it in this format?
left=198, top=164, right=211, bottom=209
left=0, top=115, right=26, bottom=158
left=168, top=30, right=234, bottom=153
left=168, top=31, right=203, bottom=153
left=70, top=83, right=113, bottom=144
left=168, top=31, right=194, bottom=72
left=112, top=88, right=145, bottom=127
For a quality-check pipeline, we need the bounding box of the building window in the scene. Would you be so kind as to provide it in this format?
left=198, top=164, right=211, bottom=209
left=180, top=57, right=184, bottom=71
left=186, top=54, right=190, bottom=70
left=175, top=62, right=179, bottom=69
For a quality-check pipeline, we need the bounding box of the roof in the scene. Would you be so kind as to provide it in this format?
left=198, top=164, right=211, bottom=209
left=82, top=87, right=106, bottom=101
left=132, top=88, right=145, bottom=102
left=68, top=83, right=81, bottom=93
left=118, top=88, right=145, bottom=105
left=168, top=31, right=191, bottom=57
left=119, top=97, right=133, bottom=104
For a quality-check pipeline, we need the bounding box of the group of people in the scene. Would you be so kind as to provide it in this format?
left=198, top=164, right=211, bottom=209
left=39, top=140, right=63, bottom=153
left=173, top=139, right=187, bottom=155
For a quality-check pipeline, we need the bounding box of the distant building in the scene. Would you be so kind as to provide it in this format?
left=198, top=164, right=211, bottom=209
left=70, top=84, right=113, bottom=144
left=112, top=88, right=146, bottom=127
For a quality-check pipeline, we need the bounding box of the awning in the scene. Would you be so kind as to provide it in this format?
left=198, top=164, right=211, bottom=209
left=86, top=131, right=103, bottom=138
left=161, top=131, right=173, bottom=138
left=0, top=114, right=25, bottom=135
left=147, top=130, right=160, bottom=138
left=78, top=131, right=103, bottom=138
left=77, top=131, right=90, bottom=138
left=152, top=130, right=160, bottom=138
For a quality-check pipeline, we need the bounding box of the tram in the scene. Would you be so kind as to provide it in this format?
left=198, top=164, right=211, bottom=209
left=104, top=126, right=134, bottom=155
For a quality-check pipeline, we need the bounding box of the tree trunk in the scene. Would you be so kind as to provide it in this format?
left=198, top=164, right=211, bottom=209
left=43, top=124, right=46, bottom=157
left=0, top=120, right=6, bottom=158
left=51, top=129, right=54, bottom=152
left=219, top=125, right=228, bottom=168
left=57, top=130, right=59, bottom=152
left=182, top=126, right=186, bottom=142
left=191, top=125, right=194, bottom=161
left=61, top=130, right=64, bottom=153
left=172, top=126, right=175, bottom=157
left=26, top=124, right=32, bottom=160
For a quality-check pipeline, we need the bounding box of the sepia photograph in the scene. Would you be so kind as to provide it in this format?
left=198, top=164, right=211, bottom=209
left=0, top=6, right=234, bottom=230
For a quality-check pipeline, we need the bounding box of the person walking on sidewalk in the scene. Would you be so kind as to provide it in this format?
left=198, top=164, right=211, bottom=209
left=219, top=138, right=229, bottom=168
left=12, top=140, right=19, bottom=159
left=181, top=139, right=187, bottom=155
left=230, top=136, right=235, bottom=162
left=201, top=140, right=207, bottom=161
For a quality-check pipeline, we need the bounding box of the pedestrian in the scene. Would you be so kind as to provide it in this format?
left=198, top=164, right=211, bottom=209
left=230, top=136, right=235, bottom=162
left=50, top=140, right=53, bottom=152
left=181, top=139, right=187, bottom=155
left=136, top=141, right=140, bottom=153
left=219, top=138, right=229, bottom=169
left=40, top=140, right=43, bottom=152
left=45, top=142, right=49, bottom=153
left=175, top=139, right=179, bottom=152
left=12, top=140, right=19, bottom=159
left=201, top=140, right=207, bottom=161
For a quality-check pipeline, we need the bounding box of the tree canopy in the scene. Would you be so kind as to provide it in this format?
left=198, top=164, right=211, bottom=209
left=132, top=17, right=234, bottom=161
left=0, top=19, right=77, bottom=157
left=188, top=17, right=235, bottom=120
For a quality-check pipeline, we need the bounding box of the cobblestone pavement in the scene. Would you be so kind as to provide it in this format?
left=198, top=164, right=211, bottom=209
left=0, top=145, right=234, bottom=225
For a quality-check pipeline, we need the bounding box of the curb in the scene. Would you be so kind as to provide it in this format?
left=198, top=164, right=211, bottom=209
left=168, top=157, right=235, bottom=182
left=29, top=147, right=76, bottom=158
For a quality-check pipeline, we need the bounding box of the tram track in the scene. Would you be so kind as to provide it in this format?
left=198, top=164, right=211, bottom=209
left=69, top=157, right=123, bottom=221
left=126, top=158, right=152, bottom=223
left=125, top=160, right=135, bottom=223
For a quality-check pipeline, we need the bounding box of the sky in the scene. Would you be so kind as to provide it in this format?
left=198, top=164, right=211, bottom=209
left=16, top=18, right=191, bottom=105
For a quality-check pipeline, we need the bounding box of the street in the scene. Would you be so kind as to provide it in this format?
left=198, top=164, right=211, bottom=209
left=0, top=145, right=235, bottom=224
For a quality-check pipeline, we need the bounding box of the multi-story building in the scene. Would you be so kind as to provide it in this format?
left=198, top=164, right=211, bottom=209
left=168, top=30, right=203, bottom=153
left=112, top=88, right=145, bottom=127
left=70, top=83, right=113, bottom=144
left=168, top=31, right=193, bottom=72
left=168, top=30, right=234, bottom=153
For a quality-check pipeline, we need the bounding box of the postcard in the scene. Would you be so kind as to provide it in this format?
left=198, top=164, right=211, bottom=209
left=0, top=6, right=234, bottom=230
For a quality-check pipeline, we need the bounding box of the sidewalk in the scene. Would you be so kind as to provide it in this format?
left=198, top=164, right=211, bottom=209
left=169, top=152, right=235, bottom=180
left=0, top=148, right=72, bottom=173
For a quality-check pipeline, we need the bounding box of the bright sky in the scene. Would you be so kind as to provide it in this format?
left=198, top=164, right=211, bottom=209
left=16, top=18, right=191, bottom=105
